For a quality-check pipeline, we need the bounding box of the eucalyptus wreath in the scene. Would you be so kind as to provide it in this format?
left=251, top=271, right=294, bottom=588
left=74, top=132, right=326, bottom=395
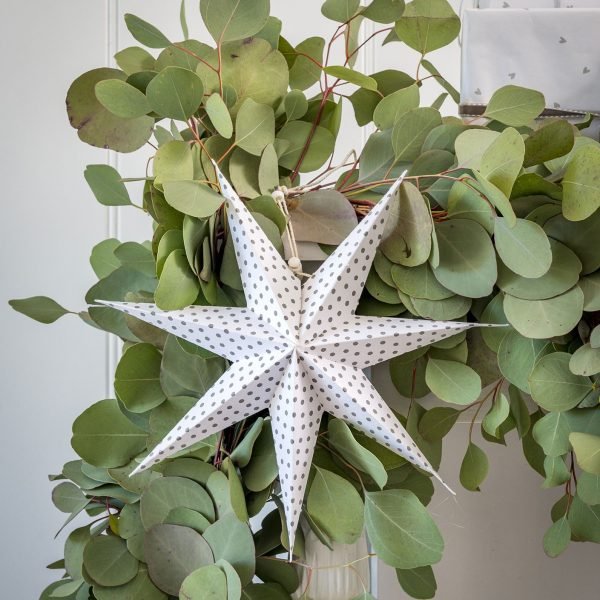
left=10, top=0, right=600, bottom=599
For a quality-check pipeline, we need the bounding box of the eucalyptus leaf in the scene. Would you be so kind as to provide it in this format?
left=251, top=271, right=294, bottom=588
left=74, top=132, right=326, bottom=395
left=495, top=217, right=552, bottom=278
left=396, top=565, right=437, bottom=600
left=146, top=67, right=204, bottom=121
left=529, top=352, right=592, bottom=411
left=144, top=524, right=214, bottom=596
left=235, top=99, right=275, bottom=156
left=200, top=0, right=270, bottom=43
left=562, top=144, right=600, bottom=221
left=328, top=419, right=388, bottom=488
left=71, top=399, right=147, bottom=468
left=503, top=286, right=584, bottom=339
left=9, top=296, right=70, bottom=324
left=432, top=219, right=497, bottom=298
left=124, top=14, right=171, bottom=48
left=425, top=358, right=481, bottom=405
left=483, top=85, right=545, bottom=126
left=395, top=0, right=460, bottom=54
left=460, top=442, right=488, bottom=492
left=203, top=514, right=256, bottom=585
left=67, top=68, right=153, bottom=152
left=392, top=107, right=442, bottom=161
left=83, top=536, right=138, bottom=587
left=570, top=433, right=600, bottom=475
left=85, top=165, right=132, bottom=206
left=95, top=79, right=150, bottom=119
left=364, top=490, right=443, bottom=569
left=307, top=467, right=364, bottom=544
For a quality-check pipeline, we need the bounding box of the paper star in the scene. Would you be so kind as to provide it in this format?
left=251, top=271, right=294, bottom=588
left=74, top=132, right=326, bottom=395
left=99, top=167, right=484, bottom=549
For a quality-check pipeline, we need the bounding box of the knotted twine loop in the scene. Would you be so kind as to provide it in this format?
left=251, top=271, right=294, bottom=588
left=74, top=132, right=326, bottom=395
left=272, top=186, right=312, bottom=279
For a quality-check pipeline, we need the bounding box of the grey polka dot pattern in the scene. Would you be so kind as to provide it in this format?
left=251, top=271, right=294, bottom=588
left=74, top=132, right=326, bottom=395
left=301, top=177, right=403, bottom=343
left=99, top=166, right=495, bottom=549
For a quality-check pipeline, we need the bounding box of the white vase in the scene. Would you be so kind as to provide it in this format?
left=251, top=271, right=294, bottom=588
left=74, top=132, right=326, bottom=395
left=293, top=528, right=371, bottom=600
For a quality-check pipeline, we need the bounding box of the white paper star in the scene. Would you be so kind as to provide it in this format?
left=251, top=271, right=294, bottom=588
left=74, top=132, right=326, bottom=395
left=99, top=167, right=485, bottom=549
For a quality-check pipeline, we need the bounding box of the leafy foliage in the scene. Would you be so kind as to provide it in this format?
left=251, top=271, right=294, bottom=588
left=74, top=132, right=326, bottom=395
left=11, top=0, right=600, bottom=599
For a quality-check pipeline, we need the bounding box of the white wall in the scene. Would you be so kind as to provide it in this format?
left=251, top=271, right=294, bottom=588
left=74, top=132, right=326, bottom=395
left=1, top=1, right=597, bottom=598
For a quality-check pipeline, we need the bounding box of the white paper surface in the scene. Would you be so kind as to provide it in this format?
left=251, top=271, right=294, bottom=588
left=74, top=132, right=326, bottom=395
left=461, top=8, right=600, bottom=112
left=98, top=168, right=491, bottom=549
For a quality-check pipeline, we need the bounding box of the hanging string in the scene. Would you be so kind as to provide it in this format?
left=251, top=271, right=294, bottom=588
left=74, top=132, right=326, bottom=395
left=272, top=187, right=312, bottom=279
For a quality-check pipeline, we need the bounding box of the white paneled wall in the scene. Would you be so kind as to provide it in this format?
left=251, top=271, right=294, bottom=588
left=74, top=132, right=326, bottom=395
left=1, top=1, right=597, bottom=598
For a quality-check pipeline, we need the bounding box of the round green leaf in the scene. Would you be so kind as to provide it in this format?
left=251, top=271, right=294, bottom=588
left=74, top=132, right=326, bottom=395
left=115, top=343, right=165, bottom=413
left=71, top=399, right=147, bottom=468
left=480, top=127, right=524, bottom=196
left=390, top=263, right=453, bottom=301
left=569, top=343, right=600, bottom=377
left=203, top=514, right=255, bottom=586
left=94, top=568, right=166, bottom=600
left=124, top=14, right=171, bottom=48
left=392, top=107, right=442, bottom=161
left=497, top=330, right=551, bottom=393
left=307, top=467, right=364, bottom=544
left=277, top=121, right=335, bottom=173
left=529, top=352, right=592, bottom=411
left=570, top=433, right=600, bottom=475
left=155, top=250, right=200, bottom=310
left=321, top=0, right=360, bottom=21
left=580, top=272, right=600, bottom=311
left=503, top=286, right=584, bottom=339
left=483, top=85, right=545, bottom=126
left=235, top=99, right=275, bottom=156
left=206, top=94, right=233, bottom=139
left=543, top=517, right=571, bottom=558
left=395, top=0, right=460, bottom=54
left=425, top=358, right=481, bottom=405
left=364, top=490, right=444, bottom=569
left=141, top=476, right=215, bottom=530
left=200, top=0, right=270, bottom=43
left=179, top=564, right=227, bottom=600
left=153, top=141, right=194, bottom=187
left=562, top=144, right=600, bottom=221
left=569, top=496, right=600, bottom=542
left=241, top=421, right=278, bottom=491
left=418, top=407, right=460, bottom=442
left=144, top=524, right=214, bottom=596
left=544, top=210, right=600, bottom=275
left=52, top=482, right=88, bottom=514
left=95, top=79, right=150, bottom=119
left=381, top=182, right=432, bottom=267
left=165, top=507, right=211, bottom=534
left=577, top=472, right=600, bottom=505
left=84, top=164, right=132, bottom=206
left=524, top=119, right=575, bottom=168
left=9, top=295, right=69, bottom=324
left=163, top=181, right=223, bottom=218
left=115, top=46, right=156, bottom=75
left=494, top=217, right=552, bottom=278
left=67, top=68, right=153, bottom=152
left=432, top=219, right=496, bottom=298
left=83, top=536, right=139, bottom=587
left=328, top=419, right=388, bottom=488
left=373, top=85, right=420, bottom=130
left=459, top=442, right=488, bottom=491
left=146, top=67, right=204, bottom=121
left=221, top=39, right=289, bottom=113
left=396, top=566, right=437, bottom=600
left=496, top=239, right=582, bottom=300
left=284, top=90, right=308, bottom=121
